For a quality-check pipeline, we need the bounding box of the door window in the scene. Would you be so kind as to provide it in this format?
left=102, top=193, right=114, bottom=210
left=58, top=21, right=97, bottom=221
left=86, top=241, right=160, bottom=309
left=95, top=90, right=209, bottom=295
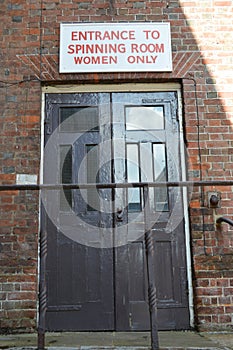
left=60, top=145, right=72, bottom=211
left=125, top=106, right=164, bottom=130
left=86, top=144, right=99, bottom=211
left=59, top=106, right=99, bottom=132
left=152, top=143, right=169, bottom=211
left=126, top=143, right=141, bottom=212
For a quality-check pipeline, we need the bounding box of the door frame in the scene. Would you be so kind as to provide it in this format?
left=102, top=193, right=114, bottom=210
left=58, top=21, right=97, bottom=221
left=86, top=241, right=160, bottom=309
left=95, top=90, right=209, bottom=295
left=40, top=83, right=194, bottom=329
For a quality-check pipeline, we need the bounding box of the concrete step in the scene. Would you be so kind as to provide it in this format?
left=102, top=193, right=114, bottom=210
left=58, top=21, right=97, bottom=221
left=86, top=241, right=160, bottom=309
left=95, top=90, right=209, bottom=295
left=0, top=347, right=228, bottom=350
left=0, top=331, right=232, bottom=350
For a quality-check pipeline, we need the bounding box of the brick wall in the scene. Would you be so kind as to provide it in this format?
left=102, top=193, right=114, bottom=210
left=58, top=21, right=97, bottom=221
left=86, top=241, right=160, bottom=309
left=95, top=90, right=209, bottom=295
left=0, top=0, right=41, bottom=332
left=179, top=0, right=233, bottom=331
left=0, top=0, right=232, bottom=333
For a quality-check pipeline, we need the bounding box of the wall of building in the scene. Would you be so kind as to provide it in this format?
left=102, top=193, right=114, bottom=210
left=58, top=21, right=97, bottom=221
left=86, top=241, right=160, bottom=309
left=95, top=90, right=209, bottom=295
left=0, top=0, right=232, bottom=333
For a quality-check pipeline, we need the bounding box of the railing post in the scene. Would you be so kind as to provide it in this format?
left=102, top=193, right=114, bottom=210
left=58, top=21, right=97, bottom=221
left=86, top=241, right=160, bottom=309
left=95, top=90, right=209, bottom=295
left=38, top=228, right=47, bottom=350
left=143, top=185, right=159, bottom=350
left=38, top=330, right=45, bottom=350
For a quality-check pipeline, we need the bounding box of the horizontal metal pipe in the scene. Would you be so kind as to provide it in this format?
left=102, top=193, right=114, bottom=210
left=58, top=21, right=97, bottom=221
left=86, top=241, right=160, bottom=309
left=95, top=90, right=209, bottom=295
left=216, top=217, right=233, bottom=227
left=0, top=180, right=233, bottom=191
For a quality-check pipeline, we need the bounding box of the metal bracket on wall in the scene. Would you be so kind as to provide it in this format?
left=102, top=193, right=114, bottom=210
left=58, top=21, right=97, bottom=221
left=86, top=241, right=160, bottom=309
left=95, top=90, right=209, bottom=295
left=208, top=191, right=221, bottom=208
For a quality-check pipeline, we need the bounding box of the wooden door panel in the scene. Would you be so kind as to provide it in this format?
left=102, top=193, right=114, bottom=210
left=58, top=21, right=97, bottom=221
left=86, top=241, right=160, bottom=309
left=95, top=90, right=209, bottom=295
left=112, top=92, right=190, bottom=330
left=44, top=93, right=114, bottom=331
left=128, top=241, right=150, bottom=330
left=45, top=217, right=114, bottom=331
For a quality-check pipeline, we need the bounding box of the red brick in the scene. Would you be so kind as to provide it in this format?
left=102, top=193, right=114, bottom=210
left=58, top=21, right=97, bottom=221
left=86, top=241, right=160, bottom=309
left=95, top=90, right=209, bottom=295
left=8, top=291, right=36, bottom=301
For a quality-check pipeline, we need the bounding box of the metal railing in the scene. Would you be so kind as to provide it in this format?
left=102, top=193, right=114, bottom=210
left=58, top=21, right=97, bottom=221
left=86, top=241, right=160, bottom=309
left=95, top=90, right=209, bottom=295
left=1, top=179, right=233, bottom=191
left=216, top=216, right=233, bottom=227
left=1, top=180, right=233, bottom=350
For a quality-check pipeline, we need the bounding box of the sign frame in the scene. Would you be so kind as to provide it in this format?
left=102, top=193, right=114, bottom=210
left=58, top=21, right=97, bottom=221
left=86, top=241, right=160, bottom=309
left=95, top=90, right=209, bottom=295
left=59, top=22, right=173, bottom=73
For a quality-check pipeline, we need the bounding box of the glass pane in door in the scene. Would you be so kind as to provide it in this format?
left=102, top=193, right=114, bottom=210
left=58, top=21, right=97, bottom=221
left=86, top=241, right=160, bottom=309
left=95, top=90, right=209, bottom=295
left=86, top=144, right=99, bottom=211
left=126, top=106, right=164, bottom=130
left=126, top=143, right=141, bottom=212
left=60, top=145, right=72, bottom=211
left=59, top=107, right=99, bottom=132
left=153, top=143, right=169, bottom=211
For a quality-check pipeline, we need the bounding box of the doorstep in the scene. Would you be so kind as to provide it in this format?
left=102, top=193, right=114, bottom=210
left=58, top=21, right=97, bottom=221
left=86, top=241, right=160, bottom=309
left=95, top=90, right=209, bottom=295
left=0, top=331, right=232, bottom=350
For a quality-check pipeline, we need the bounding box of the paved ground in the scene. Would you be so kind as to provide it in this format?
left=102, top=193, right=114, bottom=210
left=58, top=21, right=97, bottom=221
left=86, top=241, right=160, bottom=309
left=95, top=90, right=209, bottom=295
left=205, top=333, right=233, bottom=350
left=0, top=331, right=233, bottom=349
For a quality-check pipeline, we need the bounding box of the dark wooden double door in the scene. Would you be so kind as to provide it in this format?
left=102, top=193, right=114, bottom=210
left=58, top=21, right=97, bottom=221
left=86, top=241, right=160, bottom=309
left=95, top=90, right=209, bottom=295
left=43, top=92, right=190, bottom=331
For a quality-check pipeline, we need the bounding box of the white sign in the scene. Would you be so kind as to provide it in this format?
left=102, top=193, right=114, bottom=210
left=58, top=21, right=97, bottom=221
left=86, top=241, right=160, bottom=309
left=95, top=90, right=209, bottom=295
left=60, top=22, right=172, bottom=73
left=16, top=174, right=38, bottom=185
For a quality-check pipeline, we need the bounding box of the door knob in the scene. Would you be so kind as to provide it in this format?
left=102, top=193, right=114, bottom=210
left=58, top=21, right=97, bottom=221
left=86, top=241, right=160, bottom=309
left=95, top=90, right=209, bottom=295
left=116, top=207, right=123, bottom=222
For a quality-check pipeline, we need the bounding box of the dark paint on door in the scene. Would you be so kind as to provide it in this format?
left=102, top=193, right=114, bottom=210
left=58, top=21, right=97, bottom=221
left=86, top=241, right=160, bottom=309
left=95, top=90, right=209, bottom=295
left=42, top=92, right=190, bottom=331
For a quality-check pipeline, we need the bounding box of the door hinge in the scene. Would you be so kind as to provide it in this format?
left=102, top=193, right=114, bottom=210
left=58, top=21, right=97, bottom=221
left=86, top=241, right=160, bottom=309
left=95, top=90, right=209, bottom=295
left=44, top=119, right=52, bottom=135
left=171, top=98, right=179, bottom=122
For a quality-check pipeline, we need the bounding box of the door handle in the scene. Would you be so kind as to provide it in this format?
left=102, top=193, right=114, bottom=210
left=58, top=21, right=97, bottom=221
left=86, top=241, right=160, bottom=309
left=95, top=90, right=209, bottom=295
left=116, top=207, right=123, bottom=222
